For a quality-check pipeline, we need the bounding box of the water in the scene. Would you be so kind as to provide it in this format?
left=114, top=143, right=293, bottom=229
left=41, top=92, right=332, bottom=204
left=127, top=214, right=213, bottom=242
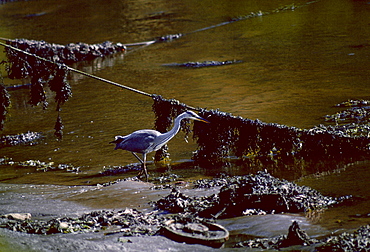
left=1, top=0, right=370, bottom=250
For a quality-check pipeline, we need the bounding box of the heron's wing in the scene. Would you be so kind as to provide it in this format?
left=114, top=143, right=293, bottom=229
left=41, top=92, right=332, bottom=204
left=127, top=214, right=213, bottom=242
left=118, top=130, right=161, bottom=153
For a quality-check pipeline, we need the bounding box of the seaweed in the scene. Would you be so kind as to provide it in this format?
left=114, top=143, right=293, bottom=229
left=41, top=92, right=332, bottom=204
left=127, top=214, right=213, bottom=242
left=155, top=171, right=346, bottom=219
left=1, top=208, right=163, bottom=235
left=0, top=38, right=125, bottom=135
left=0, top=132, right=43, bottom=147
left=0, top=157, right=80, bottom=172
left=0, top=75, right=11, bottom=131
left=5, top=39, right=125, bottom=66
left=151, top=96, right=370, bottom=178
left=162, top=60, right=242, bottom=68
left=235, top=222, right=370, bottom=251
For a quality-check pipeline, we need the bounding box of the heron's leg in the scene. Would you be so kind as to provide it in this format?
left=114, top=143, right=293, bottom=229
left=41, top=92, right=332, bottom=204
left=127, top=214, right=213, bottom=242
left=134, top=153, right=148, bottom=181
left=132, top=152, right=144, bottom=164
left=142, top=153, right=148, bottom=182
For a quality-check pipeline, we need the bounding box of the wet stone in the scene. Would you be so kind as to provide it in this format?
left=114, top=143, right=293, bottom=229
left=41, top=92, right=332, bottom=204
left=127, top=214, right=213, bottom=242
left=1, top=213, right=32, bottom=221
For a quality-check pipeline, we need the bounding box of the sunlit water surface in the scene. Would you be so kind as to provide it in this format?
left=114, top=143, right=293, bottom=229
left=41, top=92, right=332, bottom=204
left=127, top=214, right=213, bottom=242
left=1, top=0, right=370, bottom=250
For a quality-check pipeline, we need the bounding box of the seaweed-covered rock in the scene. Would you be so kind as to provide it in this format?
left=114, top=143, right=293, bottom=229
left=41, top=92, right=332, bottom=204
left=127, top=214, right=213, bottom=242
left=279, top=221, right=317, bottom=247
left=162, top=60, right=242, bottom=68
left=151, top=96, right=370, bottom=176
left=235, top=222, right=370, bottom=251
left=155, top=171, right=345, bottom=219
left=0, top=157, right=80, bottom=172
left=316, top=225, right=370, bottom=251
left=234, top=221, right=317, bottom=249
left=0, top=131, right=43, bottom=147
left=155, top=188, right=219, bottom=215
left=1, top=208, right=164, bottom=236
left=6, top=39, right=125, bottom=66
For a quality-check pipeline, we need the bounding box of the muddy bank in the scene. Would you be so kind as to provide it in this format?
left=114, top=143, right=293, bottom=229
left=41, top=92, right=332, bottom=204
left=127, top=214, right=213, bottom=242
left=0, top=171, right=363, bottom=250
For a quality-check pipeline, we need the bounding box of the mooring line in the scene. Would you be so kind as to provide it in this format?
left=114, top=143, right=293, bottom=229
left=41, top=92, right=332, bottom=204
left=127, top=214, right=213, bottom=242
left=0, top=41, right=152, bottom=97
left=0, top=40, right=198, bottom=110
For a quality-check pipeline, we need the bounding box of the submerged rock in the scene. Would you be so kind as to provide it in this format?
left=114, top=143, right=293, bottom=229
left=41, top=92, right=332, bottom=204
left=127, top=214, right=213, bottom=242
left=162, top=60, right=242, bottom=68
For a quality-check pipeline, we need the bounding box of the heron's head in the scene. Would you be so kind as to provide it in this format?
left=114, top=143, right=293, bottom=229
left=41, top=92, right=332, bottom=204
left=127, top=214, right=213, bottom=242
left=182, top=111, right=210, bottom=123
left=110, top=136, right=125, bottom=149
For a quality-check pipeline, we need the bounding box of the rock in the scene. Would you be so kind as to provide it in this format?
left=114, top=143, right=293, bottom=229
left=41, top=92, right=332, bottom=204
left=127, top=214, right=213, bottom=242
left=234, top=221, right=317, bottom=250
left=162, top=60, right=242, bottom=68
left=118, top=238, right=132, bottom=243
left=155, top=171, right=345, bottom=219
left=58, top=222, right=70, bottom=230
left=278, top=221, right=317, bottom=248
left=2, top=213, right=32, bottom=221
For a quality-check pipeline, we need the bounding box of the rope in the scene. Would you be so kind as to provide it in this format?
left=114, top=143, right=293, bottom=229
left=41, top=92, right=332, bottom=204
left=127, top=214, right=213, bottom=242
left=0, top=40, right=152, bottom=97
left=0, top=41, right=198, bottom=110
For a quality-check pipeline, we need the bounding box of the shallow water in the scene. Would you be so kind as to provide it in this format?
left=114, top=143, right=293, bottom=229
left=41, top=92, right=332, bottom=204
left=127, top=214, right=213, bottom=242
left=1, top=0, right=370, bottom=250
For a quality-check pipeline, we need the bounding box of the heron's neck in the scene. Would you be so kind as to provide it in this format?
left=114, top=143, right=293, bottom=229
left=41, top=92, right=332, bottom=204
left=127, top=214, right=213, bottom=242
left=160, top=115, right=183, bottom=143
left=163, top=117, right=182, bottom=140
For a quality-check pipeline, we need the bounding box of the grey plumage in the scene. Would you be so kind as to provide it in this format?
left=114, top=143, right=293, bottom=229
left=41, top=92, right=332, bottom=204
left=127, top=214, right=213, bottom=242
left=110, top=111, right=209, bottom=181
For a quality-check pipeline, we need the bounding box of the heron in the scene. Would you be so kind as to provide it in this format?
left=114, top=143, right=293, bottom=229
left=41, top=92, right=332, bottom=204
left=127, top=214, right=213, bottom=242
left=110, top=111, right=209, bottom=181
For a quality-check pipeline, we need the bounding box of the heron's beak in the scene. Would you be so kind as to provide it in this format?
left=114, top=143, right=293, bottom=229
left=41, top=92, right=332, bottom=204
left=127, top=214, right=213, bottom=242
left=194, top=116, right=210, bottom=124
